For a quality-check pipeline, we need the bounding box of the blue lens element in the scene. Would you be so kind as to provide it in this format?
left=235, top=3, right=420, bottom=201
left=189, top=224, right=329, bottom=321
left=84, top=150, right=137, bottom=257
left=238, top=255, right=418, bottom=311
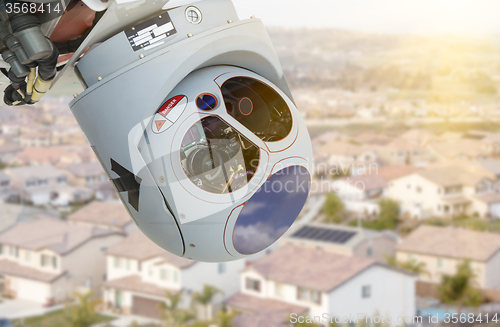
left=196, top=94, right=217, bottom=111
left=233, top=165, right=310, bottom=255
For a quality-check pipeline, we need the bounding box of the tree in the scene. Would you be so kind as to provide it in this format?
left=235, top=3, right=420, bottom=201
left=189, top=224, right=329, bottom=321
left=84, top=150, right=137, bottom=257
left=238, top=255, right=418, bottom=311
left=216, top=308, right=237, bottom=327
left=159, top=291, right=193, bottom=327
left=65, top=291, right=102, bottom=327
left=438, top=260, right=483, bottom=311
left=192, top=285, right=224, bottom=321
left=385, top=256, right=429, bottom=276
left=378, top=199, right=399, bottom=229
left=323, top=193, right=346, bottom=223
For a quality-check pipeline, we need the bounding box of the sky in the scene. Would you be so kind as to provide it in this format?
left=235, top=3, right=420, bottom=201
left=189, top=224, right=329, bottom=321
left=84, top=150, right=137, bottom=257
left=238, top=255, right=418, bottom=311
left=232, top=0, right=500, bottom=35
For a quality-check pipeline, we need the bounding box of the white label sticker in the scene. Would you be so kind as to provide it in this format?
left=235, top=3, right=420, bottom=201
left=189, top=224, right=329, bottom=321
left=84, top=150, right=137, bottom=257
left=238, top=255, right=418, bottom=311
left=137, top=24, right=158, bottom=35
left=152, top=22, right=174, bottom=37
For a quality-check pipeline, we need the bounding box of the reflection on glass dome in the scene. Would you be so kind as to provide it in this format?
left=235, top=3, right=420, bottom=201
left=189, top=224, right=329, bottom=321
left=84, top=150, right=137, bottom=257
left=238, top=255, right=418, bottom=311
left=221, top=77, right=293, bottom=142
left=180, top=116, right=260, bottom=194
left=233, top=165, right=311, bottom=255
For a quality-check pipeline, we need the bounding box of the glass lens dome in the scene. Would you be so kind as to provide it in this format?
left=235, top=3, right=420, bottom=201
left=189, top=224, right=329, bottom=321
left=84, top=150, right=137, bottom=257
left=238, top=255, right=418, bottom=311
left=221, top=77, right=293, bottom=142
left=180, top=116, right=260, bottom=194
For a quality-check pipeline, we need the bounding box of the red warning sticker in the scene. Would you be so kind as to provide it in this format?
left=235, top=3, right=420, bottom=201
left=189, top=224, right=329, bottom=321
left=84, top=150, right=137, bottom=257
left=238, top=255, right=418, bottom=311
left=158, top=95, right=185, bottom=117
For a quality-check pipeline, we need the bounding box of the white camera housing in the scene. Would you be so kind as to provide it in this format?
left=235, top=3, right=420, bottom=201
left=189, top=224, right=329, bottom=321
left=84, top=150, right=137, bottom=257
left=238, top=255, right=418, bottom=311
left=70, top=0, right=313, bottom=262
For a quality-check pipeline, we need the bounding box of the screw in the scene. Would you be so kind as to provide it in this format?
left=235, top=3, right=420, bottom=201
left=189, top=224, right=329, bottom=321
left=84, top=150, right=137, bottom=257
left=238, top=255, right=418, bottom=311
left=187, top=33, right=193, bottom=38
left=97, top=76, right=102, bottom=81
left=190, top=244, right=195, bottom=248
left=167, top=33, right=170, bottom=36
left=251, top=15, right=255, bottom=18
left=159, top=176, right=165, bottom=183
left=227, top=19, right=233, bottom=23
left=139, top=54, right=145, bottom=59
left=73, top=93, right=78, bottom=98
left=180, top=214, right=185, bottom=219
left=131, top=27, right=135, bottom=31
left=159, top=15, right=162, bottom=19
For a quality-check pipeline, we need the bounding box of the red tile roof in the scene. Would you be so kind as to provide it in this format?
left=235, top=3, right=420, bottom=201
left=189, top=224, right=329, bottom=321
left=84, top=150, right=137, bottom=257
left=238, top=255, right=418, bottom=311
left=397, top=225, right=500, bottom=262
left=226, top=293, right=307, bottom=327
left=104, top=275, right=179, bottom=298
left=244, top=245, right=377, bottom=292
left=0, top=259, right=66, bottom=283
left=67, top=201, right=132, bottom=229
left=106, top=232, right=195, bottom=268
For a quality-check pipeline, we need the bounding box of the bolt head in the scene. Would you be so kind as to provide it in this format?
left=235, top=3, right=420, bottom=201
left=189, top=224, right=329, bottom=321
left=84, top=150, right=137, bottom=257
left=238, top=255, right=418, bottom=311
left=139, top=54, right=145, bottom=59
left=97, top=76, right=103, bottom=81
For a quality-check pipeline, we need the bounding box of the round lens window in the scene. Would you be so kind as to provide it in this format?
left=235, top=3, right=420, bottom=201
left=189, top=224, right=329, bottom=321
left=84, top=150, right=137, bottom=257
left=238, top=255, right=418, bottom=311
left=196, top=93, right=218, bottom=111
left=180, top=116, right=260, bottom=194
left=221, top=77, right=293, bottom=142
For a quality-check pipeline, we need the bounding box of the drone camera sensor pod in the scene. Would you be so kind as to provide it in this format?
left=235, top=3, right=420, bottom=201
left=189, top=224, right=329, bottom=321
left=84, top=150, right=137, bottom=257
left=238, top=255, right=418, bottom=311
left=69, top=0, right=313, bottom=262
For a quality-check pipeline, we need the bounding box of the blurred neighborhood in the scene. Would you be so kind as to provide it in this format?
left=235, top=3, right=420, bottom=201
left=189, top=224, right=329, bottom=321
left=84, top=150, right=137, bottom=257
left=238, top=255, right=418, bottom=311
left=1, top=28, right=500, bottom=327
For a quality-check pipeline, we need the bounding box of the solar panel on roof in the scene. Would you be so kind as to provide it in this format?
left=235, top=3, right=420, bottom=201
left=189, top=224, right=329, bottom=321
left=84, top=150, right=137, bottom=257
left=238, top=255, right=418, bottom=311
left=291, top=226, right=356, bottom=244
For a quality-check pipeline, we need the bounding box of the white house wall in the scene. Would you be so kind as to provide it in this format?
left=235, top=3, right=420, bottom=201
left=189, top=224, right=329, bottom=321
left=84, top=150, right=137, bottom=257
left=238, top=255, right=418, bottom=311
left=485, top=251, right=500, bottom=289
left=182, top=260, right=245, bottom=302
left=386, top=174, right=442, bottom=219
left=61, top=234, right=124, bottom=297
left=328, top=265, right=415, bottom=326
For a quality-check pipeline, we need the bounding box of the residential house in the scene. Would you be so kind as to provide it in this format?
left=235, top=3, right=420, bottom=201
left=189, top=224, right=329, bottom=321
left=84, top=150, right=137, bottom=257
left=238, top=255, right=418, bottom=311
left=226, top=245, right=415, bottom=326
left=1, top=121, right=25, bottom=136
left=397, top=225, right=500, bottom=289
left=0, top=218, right=124, bottom=305
left=19, top=131, right=52, bottom=147
left=312, top=131, right=350, bottom=148
left=0, top=144, right=24, bottom=164
left=65, top=162, right=116, bottom=201
left=0, top=203, right=24, bottom=234
left=428, top=139, right=492, bottom=162
left=4, top=165, right=93, bottom=206
left=385, top=164, right=500, bottom=219
left=0, top=170, right=19, bottom=203
left=282, top=223, right=398, bottom=262
left=0, top=203, right=58, bottom=234
left=315, top=140, right=378, bottom=176
left=335, top=174, right=387, bottom=215
left=9, top=145, right=97, bottom=168
left=353, top=132, right=393, bottom=146
left=480, top=133, right=500, bottom=156
left=399, top=129, right=435, bottom=146
left=0, top=134, right=11, bottom=146
left=67, top=201, right=136, bottom=234
left=0, top=170, right=10, bottom=192
left=50, top=124, right=84, bottom=145
left=439, top=132, right=463, bottom=141
left=376, top=165, right=419, bottom=182
left=478, top=159, right=500, bottom=179
left=374, top=138, right=434, bottom=167
left=103, top=232, right=244, bottom=319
